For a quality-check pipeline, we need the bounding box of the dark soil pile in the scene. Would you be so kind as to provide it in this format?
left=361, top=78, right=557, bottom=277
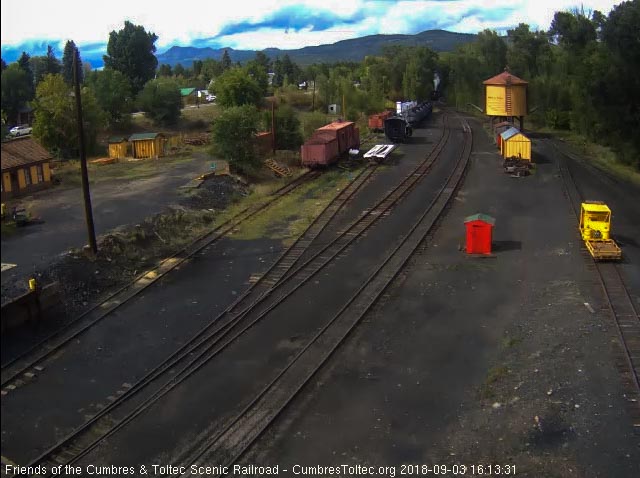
left=1, top=186, right=245, bottom=317
left=181, top=175, right=248, bottom=210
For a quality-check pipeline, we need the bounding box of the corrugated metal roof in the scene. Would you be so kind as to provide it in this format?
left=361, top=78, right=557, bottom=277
left=464, top=213, right=495, bottom=225
left=180, top=88, right=196, bottom=96
left=1, top=137, right=52, bottom=171
left=500, top=127, right=521, bottom=141
left=483, top=71, right=528, bottom=86
left=108, top=136, right=128, bottom=143
left=129, top=133, right=164, bottom=141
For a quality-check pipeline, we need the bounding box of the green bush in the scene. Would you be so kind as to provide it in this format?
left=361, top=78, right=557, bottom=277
left=137, top=78, right=182, bottom=126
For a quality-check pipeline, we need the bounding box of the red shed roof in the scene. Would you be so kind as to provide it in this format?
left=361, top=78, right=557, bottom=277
left=1, top=137, right=52, bottom=172
left=483, top=71, right=528, bottom=85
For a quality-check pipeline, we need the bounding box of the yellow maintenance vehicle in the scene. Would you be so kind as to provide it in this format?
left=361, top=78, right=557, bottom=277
left=579, top=201, right=622, bottom=260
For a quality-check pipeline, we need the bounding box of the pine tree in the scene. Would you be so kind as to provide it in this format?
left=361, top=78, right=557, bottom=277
left=221, top=49, right=232, bottom=71
left=45, top=45, right=61, bottom=75
left=103, top=21, right=158, bottom=94
left=62, top=40, right=83, bottom=85
left=17, top=52, right=35, bottom=99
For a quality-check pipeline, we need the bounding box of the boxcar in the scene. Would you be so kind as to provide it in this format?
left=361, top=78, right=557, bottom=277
left=301, top=121, right=360, bottom=167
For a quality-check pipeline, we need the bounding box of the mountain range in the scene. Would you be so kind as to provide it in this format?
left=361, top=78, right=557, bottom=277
left=156, top=29, right=476, bottom=67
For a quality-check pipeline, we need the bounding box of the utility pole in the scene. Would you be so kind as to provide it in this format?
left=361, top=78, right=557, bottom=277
left=73, top=49, right=97, bottom=254
left=271, top=100, right=276, bottom=153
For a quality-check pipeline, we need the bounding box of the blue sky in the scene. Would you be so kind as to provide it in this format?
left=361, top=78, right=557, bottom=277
left=1, top=0, right=621, bottom=68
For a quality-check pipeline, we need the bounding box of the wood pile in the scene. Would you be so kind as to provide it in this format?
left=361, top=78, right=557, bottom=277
left=183, top=133, right=210, bottom=146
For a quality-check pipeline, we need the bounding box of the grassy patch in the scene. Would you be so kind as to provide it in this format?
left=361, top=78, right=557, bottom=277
left=1, top=221, right=17, bottom=237
left=501, top=336, right=523, bottom=350
left=51, top=149, right=209, bottom=188
left=478, top=365, right=509, bottom=400
left=225, top=168, right=357, bottom=244
left=525, top=124, right=640, bottom=187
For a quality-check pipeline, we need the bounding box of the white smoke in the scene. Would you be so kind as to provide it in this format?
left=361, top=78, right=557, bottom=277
left=433, top=72, right=440, bottom=91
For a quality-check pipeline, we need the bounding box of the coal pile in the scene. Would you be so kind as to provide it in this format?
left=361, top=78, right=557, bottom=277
left=183, top=175, right=248, bottom=210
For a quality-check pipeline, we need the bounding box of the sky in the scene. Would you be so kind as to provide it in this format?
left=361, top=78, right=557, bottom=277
left=1, top=0, right=621, bottom=68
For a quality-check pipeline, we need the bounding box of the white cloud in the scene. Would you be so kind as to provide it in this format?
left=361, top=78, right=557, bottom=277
left=0, top=0, right=621, bottom=51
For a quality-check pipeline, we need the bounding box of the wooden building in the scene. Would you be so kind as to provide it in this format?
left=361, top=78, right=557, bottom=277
left=129, top=133, right=167, bottom=159
left=107, top=136, right=128, bottom=159
left=1, top=137, right=53, bottom=200
left=180, top=87, right=197, bottom=107
left=483, top=70, right=528, bottom=130
left=500, top=127, right=532, bottom=161
left=254, top=131, right=273, bottom=156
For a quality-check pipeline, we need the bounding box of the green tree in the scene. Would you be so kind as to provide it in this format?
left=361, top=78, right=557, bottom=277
left=254, top=51, right=271, bottom=71
left=1, top=57, right=6, bottom=71
left=213, top=67, right=262, bottom=108
left=221, top=49, right=232, bottom=71
left=33, top=74, right=105, bottom=157
left=157, top=64, right=173, bottom=77
left=17, top=52, right=35, bottom=100
left=31, top=45, right=61, bottom=87
left=476, top=30, right=507, bottom=75
left=173, top=63, right=185, bottom=77
left=1, top=64, right=33, bottom=124
left=45, top=45, right=61, bottom=76
left=245, top=60, right=269, bottom=96
left=62, top=40, right=83, bottom=85
left=211, top=105, right=260, bottom=174
left=193, top=60, right=203, bottom=77
left=85, top=68, right=133, bottom=127
left=201, top=58, right=223, bottom=83
left=103, top=21, right=158, bottom=94
left=263, top=105, right=303, bottom=150
left=137, top=77, right=182, bottom=125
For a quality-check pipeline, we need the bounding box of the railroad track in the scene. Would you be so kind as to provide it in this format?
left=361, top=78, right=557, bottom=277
left=553, top=140, right=640, bottom=430
left=0, top=169, right=321, bottom=389
left=177, top=115, right=473, bottom=476
left=15, top=115, right=453, bottom=475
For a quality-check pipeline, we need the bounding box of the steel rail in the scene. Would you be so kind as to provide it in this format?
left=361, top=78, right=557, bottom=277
left=1, top=169, right=320, bottom=385
left=553, top=139, right=640, bottom=421
left=19, top=117, right=450, bottom=475
left=179, top=116, right=473, bottom=476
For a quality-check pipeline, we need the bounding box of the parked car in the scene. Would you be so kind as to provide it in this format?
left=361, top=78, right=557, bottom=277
left=206, top=94, right=216, bottom=102
left=9, top=125, right=33, bottom=136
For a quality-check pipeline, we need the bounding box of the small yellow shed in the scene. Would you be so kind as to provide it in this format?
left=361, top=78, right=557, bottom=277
left=500, top=127, right=531, bottom=161
left=108, top=136, right=128, bottom=159
left=129, top=133, right=167, bottom=159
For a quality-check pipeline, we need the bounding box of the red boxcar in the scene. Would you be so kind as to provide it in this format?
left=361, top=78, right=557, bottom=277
left=301, top=121, right=360, bottom=167
left=301, top=132, right=339, bottom=167
left=317, top=121, right=358, bottom=153
left=368, top=111, right=392, bottom=131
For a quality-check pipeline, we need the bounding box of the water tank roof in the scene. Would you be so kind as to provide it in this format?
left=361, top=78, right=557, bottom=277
left=483, top=71, right=528, bottom=85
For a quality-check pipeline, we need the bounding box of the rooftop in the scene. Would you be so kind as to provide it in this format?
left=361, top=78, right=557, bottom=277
left=129, top=133, right=164, bottom=141
left=1, top=137, right=52, bottom=172
left=317, top=121, right=355, bottom=131
left=464, top=213, right=496, bottom=225
left=483, top=71, right=528, bottom=86
left=180, top=87, right=196, bottom=96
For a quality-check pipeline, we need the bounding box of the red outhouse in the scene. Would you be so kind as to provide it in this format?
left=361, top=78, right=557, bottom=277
left=464, top=213, right=495, bottom=254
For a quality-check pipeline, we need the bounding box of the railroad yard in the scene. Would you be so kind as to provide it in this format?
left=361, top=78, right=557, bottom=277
left=1, top=108, right=639, bottom=478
